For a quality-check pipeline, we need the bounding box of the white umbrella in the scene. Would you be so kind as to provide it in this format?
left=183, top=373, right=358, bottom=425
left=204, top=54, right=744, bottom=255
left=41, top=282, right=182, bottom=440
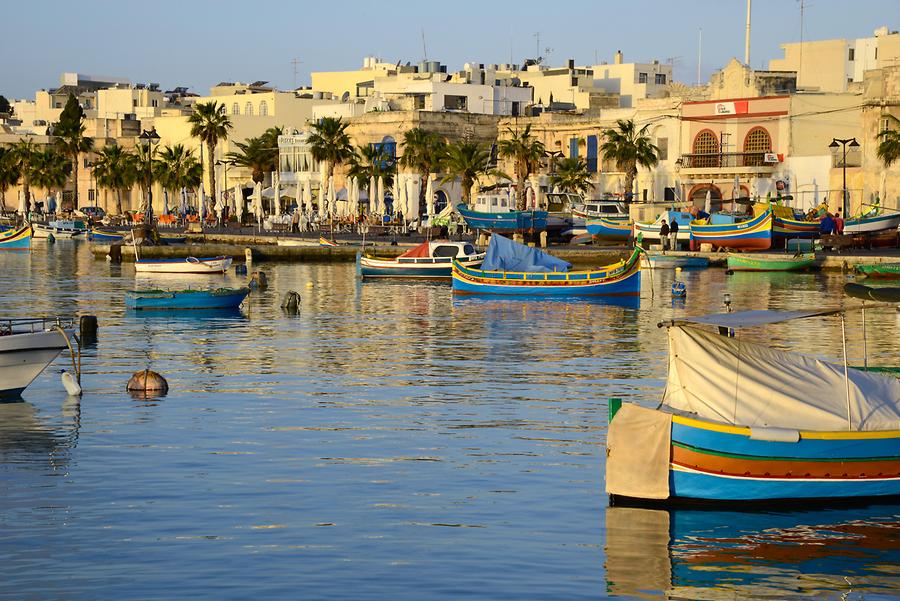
left=163, top=189, right=170, bottom=215
left=368, top=175, right=376, bottom=215
left=304, top=180, right=313, bottom=215
left=733, top=175, right=741, bottom=200
left=180, top=187, right=188, bottom=214
left=425, top=175, right=435, bottom=218
left=317, top=182, right=326, bottom=219
left=295, top=179, right=302, bottom=214
left=377, top=176, right=385, bottom=217
left=406, top=176, right=420, bottom=223
left=232, top=184, right=241, bottom=216
left=704, top=188, right=712, bottom=214
left=272, top=172, right=281, bottom=216
left=391, top=176, right=400, bottom=218
left=253, top=182, right=264, bottom=225
left=327, top=177, right=335, bottom=216
left=812, top=178, right=819, bottom=209
left=17, top=190, right=25, bottom=215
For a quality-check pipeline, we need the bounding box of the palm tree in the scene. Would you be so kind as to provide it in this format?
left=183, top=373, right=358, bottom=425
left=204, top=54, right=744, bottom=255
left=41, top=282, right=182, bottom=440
left=92, top=145, right=139, bottom=215
left=600, top=119, right=659, bottom=202
left=347, top=144, right=396, bottom=208
left=498, top=124, right=545, bottom=210
left=0, top=147, right=21, bottom=212
left=550, top=157, right=593, bottom=196
left=188, top=101, right=232, bottom=201
left=226, top=136, right=275, bottom=185
left=441, top=141, right=504, bottom=205
left=54, top=121, right=93, bottom=209
left=133, top=143, right=161, bottom=212
left=155, top=144, right=202, bottom=206
left=10, top=138, right=38, bottom=212
left=876, top=115, right=900, bottom=167
left=399, top=128, right=445, bottom=210
left=308, top=117, right=354, bottom=202
left=29, top=148, right=72, bottom=205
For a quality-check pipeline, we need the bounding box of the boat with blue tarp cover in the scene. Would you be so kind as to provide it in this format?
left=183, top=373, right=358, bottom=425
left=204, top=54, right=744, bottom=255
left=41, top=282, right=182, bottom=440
left=125, top=287, right=250, bottom=310
left=606, top=307, right=900, bottom=505
left=452, top=233, right=641, bottom=296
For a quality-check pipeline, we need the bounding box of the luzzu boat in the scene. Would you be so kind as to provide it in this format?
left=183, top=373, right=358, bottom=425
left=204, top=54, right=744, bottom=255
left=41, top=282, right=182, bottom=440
left=762, top=203, right=821, bottom=241
left=451, top=233, right=641, bottom=296
left=89, top=229, right=125, bottom=242
left=844, top=211, right=900, bottom=234
left=726, top=251, right=818, bottom=272
left=134, top=256, right=233, bottom=274
left=0, top=224, right=33, bottom=251
left=586, top=217, right=632, bottom=241
left=125, top=287, right=250, bottom=310
left=606, top=307, right=900, bottom=505
left=633, top=211, right=692, bottom=245
left=689, top=209, right=773, bottom=251
left=358, top=240, right=484, bottom=279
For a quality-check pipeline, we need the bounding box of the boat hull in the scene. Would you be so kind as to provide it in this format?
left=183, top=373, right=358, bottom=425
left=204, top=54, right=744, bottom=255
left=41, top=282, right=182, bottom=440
left=33, top=224, right=86, bottom=239
left=641, top=255, right=709, bottom=269
left=844, top=213, right=900, bottom=234
left=451, top=250, right=641, bottom=296
left=772, top=215, right=820, bottom=240
left=134, top=256, right=233, bottom=274
left=0, top=330, right=69, bottom=399
left=585, top=218, right=632, bottom=240
left=125, top=287, right=250, bottom=310
left=457, top=204, right=548, bottom=231
left=0, top=225, right=32, bottom=251
left=690, top=211, right=773, bottom=251
left=855, top=262, right=900, bottom=278
left=89, top=230, right=125, bottom=242
left=358, top=253, right=485, bottom=279
left=726, top=253, right=818, bottom=272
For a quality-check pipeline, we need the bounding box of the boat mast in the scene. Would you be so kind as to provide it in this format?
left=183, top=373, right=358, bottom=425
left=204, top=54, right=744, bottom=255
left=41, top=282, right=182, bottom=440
left=840, top=313, right=852, bottom=431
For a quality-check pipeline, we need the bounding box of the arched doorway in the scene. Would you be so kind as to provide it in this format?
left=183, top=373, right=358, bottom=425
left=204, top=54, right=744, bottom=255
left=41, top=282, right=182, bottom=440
left=688, top=184, right=723, bottom=211
left=434, top=190, right=448, bottom=213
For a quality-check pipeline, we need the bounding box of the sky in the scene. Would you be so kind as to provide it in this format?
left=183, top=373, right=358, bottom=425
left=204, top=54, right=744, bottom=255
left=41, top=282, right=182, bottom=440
left=1, top=0, right=897, bottom=99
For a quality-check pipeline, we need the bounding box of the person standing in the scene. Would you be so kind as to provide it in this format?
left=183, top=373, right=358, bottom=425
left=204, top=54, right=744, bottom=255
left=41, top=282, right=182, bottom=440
left=820, top=212, right=836, bottom=236
left=669, top=219, right=680, bottom=251
left=659, top=219, right=670, bottom=251
left=835, top=209, right=845, bottom=235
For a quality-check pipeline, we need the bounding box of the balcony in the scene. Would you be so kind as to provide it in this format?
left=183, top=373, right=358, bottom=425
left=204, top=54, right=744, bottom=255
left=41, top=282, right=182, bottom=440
left=677, top=152, right=777, bottom=174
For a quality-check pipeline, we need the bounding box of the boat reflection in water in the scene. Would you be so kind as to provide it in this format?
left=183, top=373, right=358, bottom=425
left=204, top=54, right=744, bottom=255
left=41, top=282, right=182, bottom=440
left=605, top=505, right=900, bottom=599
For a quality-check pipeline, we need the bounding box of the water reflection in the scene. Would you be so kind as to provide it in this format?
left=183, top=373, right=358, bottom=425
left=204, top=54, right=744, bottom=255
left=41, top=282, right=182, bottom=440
left=0, top=398, right=80, bottom=468
left=606, top=505, right=900, bottom=599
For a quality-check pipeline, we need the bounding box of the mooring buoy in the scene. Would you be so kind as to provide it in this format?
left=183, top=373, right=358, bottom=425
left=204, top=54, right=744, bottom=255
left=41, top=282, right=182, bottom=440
left=126, top=369, right=169, bottom=395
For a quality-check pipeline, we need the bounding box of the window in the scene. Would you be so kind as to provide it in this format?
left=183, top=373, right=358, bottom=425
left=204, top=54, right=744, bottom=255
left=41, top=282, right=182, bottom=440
left=569, top=138, right=579, bottom=159
left=586, top=135, right=598, bottom=172
left=742, top=127, right=771, bottom=166
left=638, top=72, right=648, bottom=84
left=245, top=102, right=253, bottom=116
left=232, top=103, right=239, bottom=115
left=883, top=117, right=893, bottom=132
left=656, top=137, right=668, bottom=161
left=655, top=73, right=667, bottom=85
left=432, top=245, right=460, bottom=258
left=132, top=99, right=138, bottom=107
left=83, top=157, right=90, bottom=168
left=444, top=95, right=468, bottom=111
left=259, top=101, right=268, bottom=116
left=692, top=130, right=719, bottom=167
left=151, top=99, right=158, bottom=108
left=413, top=94, right=426, bottom=110
left=848, top=48, right=855, bottom=61
left=88, top=189, right=96, bottom=202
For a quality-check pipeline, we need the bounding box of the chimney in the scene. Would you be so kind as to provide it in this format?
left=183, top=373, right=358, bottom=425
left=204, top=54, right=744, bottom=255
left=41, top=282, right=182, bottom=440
left=614, top=51, right=623, bottom=65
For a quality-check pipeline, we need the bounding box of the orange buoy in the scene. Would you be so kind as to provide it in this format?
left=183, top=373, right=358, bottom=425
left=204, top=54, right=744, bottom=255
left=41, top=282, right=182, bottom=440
left=126, top=369, right=169, bottom=395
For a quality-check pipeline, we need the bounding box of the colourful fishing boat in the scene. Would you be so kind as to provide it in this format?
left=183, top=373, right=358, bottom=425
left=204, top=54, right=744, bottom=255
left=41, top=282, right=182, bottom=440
left=689, top=209, right=773, bottom=251
left=606, top=307, right=900, bottom=505
left=763, top=203, right=821, bottom=241
left=358, top=240, right=484, bottom=279
left=134, top=256, right=232, bottom=274
left=319, top=236, right=339, bottom=247
left=855, top=262, right=900, bottom=279
left=726, top=252, right=818, bottom=272
left=452, top=234, right=641, bottom=296
left=89, top=229, right=125, bottom=242
left=0, top=224, right=32, bottom=251
left=634, top=211, right=693, bottom=245
left=125, top=287, right=250, bottom=310
left=457, top=204, right=548, bottom=232
left=585, top=217, right=632, bottom=241
left=844, top=212, right=900, bottom=234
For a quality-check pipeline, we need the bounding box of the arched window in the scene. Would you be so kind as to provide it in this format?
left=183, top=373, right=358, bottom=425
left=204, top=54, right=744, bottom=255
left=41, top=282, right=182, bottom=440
left=245, top=102, right=253, bottom=116
left=743, top=127, right=771, bottom=166
left=692, top=130, right=719, bottom=167
left=259, top=101, right=268, bottom=116
left=232, top=102, right=239, bottom=115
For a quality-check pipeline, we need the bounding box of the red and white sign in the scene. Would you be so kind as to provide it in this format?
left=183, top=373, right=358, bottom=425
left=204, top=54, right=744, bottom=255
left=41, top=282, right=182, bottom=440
left=764, top=152, right=781, bottom=163
left=714, top=100, right=750, bottom=115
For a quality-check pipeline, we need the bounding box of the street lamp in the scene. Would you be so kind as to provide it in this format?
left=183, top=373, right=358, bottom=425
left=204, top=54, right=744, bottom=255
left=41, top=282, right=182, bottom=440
left=139, top=128, right=160, bottom=219
left=215, top=158, right=236, bottom=195
left=828, top=137, right=859, bottom=216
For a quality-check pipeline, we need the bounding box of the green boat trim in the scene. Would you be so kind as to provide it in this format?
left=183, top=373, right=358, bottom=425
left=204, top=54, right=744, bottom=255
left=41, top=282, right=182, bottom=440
left=726, top=252, right=819, bottom=272
left=855, top=262, right=900, bottom=278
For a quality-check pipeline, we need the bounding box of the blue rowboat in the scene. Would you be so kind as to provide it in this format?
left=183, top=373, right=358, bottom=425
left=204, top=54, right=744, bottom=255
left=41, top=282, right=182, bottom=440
left=640, top=253, right=709, bottom=269
left=0, top=225, right=32, bottom=251
left=689, top=210, right=773, bottom=251
left=358, top=240, right=484, bottom=279
left=585, top=217, right=632, bottom=240
left=452, top=234, right=641, bottom=297
left=457, top=203, right=548, bottom=232
left=89, top=229, right=125, bottom=242
left=125, top=287, right=250, bottom=310
left=606, top=308, right=900, bottom=505
left=844, top=212, right=900, bottom=234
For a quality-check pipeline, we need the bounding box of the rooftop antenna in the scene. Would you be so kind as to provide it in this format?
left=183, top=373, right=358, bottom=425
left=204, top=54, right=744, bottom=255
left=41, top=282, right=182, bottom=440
left=744, top=0, right=752, bottom=65
left=421, top=28, right=428, bottom=63
left=797, top=0, right=806, bottom=86
left=291, top=58, right=303, bottom=88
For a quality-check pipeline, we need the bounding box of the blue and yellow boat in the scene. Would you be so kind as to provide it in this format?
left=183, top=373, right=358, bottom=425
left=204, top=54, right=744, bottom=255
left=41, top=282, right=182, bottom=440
left=606, top=307, right=900, bottom=505
left=585, top=217, right=632, bottom=241
left=452, top=234, right=641, bottom=297
left=0, top=224, right=33, bottom=251
left=689, top=209, right=773, bottom=251
left=457, top=203, right=548, bottom=232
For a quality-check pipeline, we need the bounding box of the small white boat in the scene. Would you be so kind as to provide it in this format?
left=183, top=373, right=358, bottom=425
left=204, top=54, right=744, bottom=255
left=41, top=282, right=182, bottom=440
left=0, top=318, right=74, bottom=399
left=359, top=240, right=484, bottom=279
left=844, top=212, right=900, bottom=234
left=33, top=221, right=88, bottom=239
left=134, top=256, right=233, bottom=274
left=276, top=238, right=320, bottom=247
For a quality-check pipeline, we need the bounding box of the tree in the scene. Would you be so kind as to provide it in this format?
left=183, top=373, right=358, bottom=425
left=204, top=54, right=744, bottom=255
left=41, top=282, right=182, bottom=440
left=226, top=136, right=275, bottom=184
left=29, top=148, right=72, bottom=205
left=53, top=93, right=94, bottom=209
left=0, top=147, right=20, bottom=211
left=498, top=124, right=545, bottom=210
left=399, top=128, right=445, bottom=212
left=92, top=145, right=139, bottom=215
left=876, top=114, right=900, bottom=168
left=188, top=101, right=232, bottom=201
left=550, top=157, right=593, bottom=196
left=600, top=119, right=659, bottom=202
left=10, top=138, right=38, bottom=212
left=133, top=143, right=161, bottom=212
left=155, top=144, right=202, bottom=206
left=0, top=95, right=11, bottom=115
left=440, top=141, right=504, bottom=204
left=347, top=144, right=396, bottom=198
left=307, top=117, right=354, bottom=207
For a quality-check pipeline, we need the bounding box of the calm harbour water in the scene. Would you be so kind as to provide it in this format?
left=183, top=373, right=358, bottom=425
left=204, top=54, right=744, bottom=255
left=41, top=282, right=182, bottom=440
left=1, top=242, right=899, bottom=600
